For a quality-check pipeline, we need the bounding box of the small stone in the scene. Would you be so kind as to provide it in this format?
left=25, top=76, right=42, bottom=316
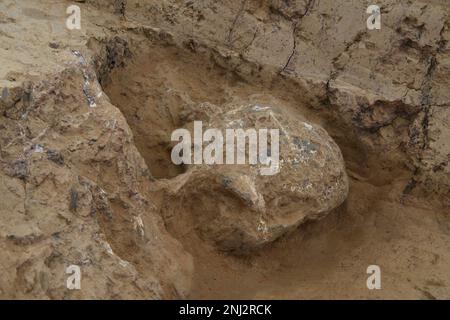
left=69, top=188, right=78, bottom=212
left=48, top=42, right=59, bottom=49
left=47, top=149, right=64, bottom=165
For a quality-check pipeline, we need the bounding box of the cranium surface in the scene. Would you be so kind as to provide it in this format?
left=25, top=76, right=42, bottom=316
left=160, top=104, right=349, bottom=251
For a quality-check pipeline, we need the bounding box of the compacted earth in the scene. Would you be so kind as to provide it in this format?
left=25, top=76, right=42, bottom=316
left=0, top=0, right=449, bottom=299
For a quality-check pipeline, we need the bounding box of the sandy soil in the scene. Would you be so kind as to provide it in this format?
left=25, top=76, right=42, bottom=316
left=104, top=43, right=450, bottom=299
left=0, top=0, right=449, bottom=299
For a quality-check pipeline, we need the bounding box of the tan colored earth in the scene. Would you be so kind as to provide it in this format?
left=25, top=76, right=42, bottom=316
left=0, top=0, right=449, bottom=299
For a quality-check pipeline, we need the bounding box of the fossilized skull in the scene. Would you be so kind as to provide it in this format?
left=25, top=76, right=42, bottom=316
left=159, top=104, right=349, bottom=251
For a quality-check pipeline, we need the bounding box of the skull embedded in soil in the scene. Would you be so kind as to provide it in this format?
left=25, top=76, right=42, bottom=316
left=161, top=104, right=349, bottom=251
